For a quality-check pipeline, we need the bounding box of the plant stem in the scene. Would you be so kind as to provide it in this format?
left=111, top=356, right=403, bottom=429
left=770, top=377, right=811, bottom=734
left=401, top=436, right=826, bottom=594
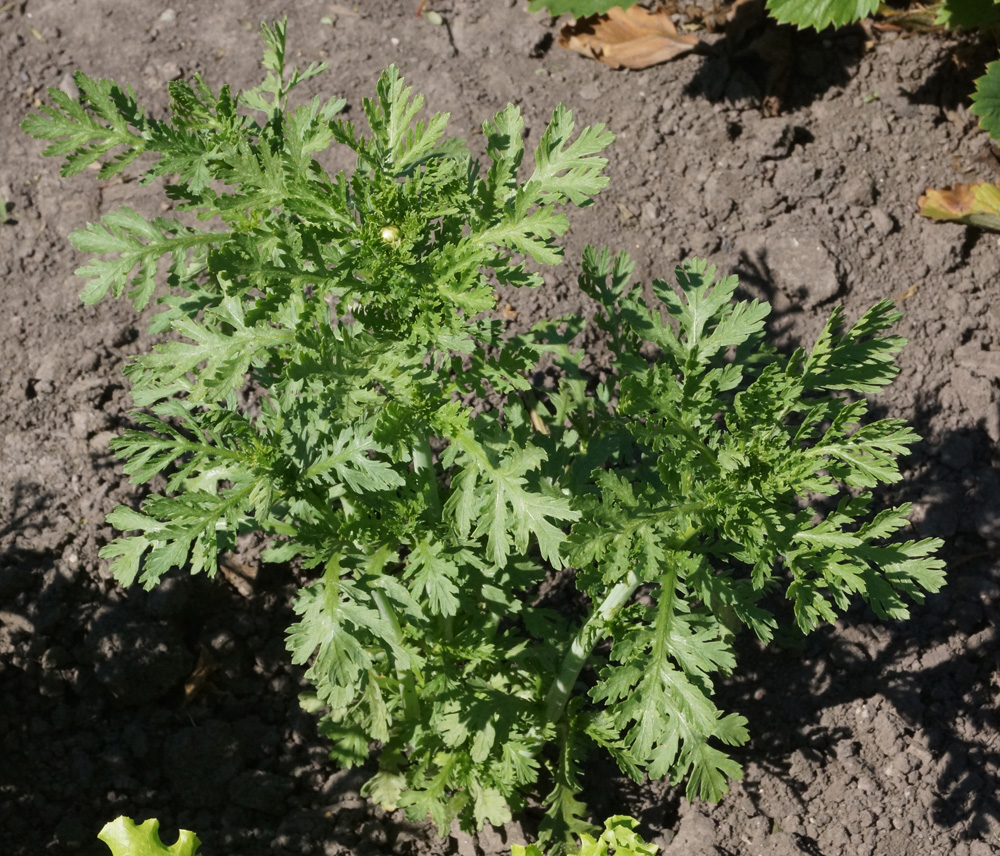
left=371, top=588, right=421, bottom=722
left=336, top=491, right=421, bottom=721
left=543, top=568, right=642, bottom=724
left=412, top=431, right=441, bottom=516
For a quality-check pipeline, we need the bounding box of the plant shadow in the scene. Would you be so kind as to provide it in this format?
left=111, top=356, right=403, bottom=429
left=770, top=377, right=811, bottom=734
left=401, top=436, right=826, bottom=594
left=906, top=34, right=999, bottom=113
left=684, top=12, right=867, bottom=113
left=713, top=409, right=1000, bottom=844
left=571, top=253, right=1000, bottom=843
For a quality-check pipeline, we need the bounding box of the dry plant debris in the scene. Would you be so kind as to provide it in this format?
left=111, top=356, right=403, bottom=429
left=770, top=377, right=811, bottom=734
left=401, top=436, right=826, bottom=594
left=558, top=5, right=698, bottom=69
left=918, top=181, right=1000, bottom=230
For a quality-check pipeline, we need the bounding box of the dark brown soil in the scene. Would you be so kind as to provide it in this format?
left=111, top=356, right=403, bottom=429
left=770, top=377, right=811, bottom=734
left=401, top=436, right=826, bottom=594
left=2, top=2, right=999, bottom=855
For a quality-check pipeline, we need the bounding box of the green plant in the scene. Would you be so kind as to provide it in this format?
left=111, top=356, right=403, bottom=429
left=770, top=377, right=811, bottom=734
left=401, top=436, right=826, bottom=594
left=528, top=0, right=639, bottom=16
left=971, top=54, right=1000, bottom=138
left=515, top=816, right=657, bottom=856
left=98, top=817, right=202, bottom=856
left=96, top=814, right=654, bottom=856
left=23, top=20, right=944, bottom=851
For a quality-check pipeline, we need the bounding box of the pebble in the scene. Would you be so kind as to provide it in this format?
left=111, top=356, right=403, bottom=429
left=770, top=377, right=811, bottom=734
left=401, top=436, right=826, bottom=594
left=766, top=231, right=843, bottom=307
left=840, top=175, right=875, bottom=208
left=870, top=207, right=895, bottom=236
left=88, top=430, right=117, bottom=453
left=58, top=72, right=79, bottom=100
left=158, top=61, right=182, bottom=81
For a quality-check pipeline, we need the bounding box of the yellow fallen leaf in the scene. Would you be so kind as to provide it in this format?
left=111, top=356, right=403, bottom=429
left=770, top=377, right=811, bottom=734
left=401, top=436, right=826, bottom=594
left=918, top=181, right=1000, bottom=231
left=558, top=6, right=699, bottom=70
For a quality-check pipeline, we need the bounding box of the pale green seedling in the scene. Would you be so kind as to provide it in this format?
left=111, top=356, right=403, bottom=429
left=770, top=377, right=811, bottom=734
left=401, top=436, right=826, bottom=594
left=98, top=817, right=202, bottom=856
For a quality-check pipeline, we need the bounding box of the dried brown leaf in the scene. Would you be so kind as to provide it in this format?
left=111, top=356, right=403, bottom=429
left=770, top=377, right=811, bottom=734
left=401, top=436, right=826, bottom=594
left=558, top=5, right=698, bottom=69
left=183, top=645, right=218, bottom=705
left=529, top=408, right=550, bottom=435
left=218, top=554, right=258, bottom=598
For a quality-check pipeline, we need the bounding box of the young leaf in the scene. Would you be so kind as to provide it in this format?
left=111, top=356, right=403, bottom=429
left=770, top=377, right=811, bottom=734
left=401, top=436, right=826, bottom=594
left=126, top=296, right=294, bottom=404
left=480, top=105, right=527, bottom=215
left=97, top=817, right=202, bottom=856
left=528, top=105, right=615, bottom=206
left=20, top=74, right=148, bottom=177
left=446, top=442, right=580, bottom=569
left=101, top=486, right=251, bottom=588
left=71, top=209, right=223, bottom=308
left=654, top=258, right=769, bottom=366
left=405, top=538, right=462, bottom=616
left=799, top=299, right=905, bottom=393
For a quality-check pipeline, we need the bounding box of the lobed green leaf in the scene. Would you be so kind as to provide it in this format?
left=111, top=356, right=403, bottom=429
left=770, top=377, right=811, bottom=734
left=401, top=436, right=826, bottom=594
left=972, top=58, right=1000, bottom=141
left=26, top=21, right=943, bottom=844
left=766, top=0, right=881, bottom=29
left=98, top=817, right=202, bottom=856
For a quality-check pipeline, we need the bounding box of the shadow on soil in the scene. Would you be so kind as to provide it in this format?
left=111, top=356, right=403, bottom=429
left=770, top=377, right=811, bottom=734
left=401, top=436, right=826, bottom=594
left=684, top=14, right=999, bottom=141
left=732, top=246, right=810, bottom=347
left=685, top=21, right=867, bottom=113
left=567, top=254, right=1000, bottom=845
left=0, top=481, right=58, bottom=551
left=708, top=413, right=1000, bottom=844
left=906, top=36, right=1000, bottom=113
left=2, top=548, right=319, bottom=856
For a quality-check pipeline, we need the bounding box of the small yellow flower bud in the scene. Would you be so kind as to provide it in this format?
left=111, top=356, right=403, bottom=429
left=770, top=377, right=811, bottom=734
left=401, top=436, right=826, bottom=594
left=380, top=225, right=401, bottom=243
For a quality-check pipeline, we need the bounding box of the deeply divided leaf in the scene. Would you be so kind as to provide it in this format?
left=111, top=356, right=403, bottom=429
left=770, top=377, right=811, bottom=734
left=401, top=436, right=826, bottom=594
left=25, top=20, right=943, bottom=850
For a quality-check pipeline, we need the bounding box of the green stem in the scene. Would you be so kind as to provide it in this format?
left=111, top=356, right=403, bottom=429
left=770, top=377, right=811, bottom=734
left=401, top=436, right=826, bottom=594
left=335, top=492, right=420, bottom=721
left=412, top=431, right=441, bottom=517
left=543, top=522, right=699, bottom=726
left=298, top=485, right=348, bottom=529
left=543, top=568, right=642, bottom=724
left=371, top=588, right=421, bottom=722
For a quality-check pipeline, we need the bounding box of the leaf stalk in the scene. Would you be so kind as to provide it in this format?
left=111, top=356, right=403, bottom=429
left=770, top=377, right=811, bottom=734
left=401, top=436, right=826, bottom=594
left=371, top=588, right=421, bottom=722
left=543, top=568, right=642, bottom=725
